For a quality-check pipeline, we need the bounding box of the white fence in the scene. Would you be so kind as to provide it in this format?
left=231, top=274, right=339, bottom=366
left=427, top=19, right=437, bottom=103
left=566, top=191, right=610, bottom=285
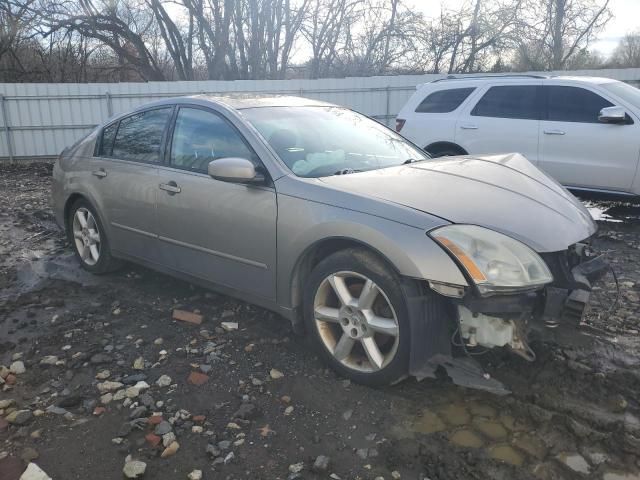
left=1, top=67, right=640, bottom=161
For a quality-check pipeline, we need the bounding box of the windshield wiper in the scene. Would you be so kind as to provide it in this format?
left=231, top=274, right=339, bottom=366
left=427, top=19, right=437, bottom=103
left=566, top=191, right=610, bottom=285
left=334, top=168, right=362, bottom=175
left=402, top=158, right=424, bottom=165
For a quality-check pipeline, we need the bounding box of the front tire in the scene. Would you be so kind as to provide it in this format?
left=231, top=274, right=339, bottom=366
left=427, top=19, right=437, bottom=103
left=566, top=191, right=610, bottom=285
left=67, top=198, right=121, bottom=274
left=303, top=249, right=410, bottom=386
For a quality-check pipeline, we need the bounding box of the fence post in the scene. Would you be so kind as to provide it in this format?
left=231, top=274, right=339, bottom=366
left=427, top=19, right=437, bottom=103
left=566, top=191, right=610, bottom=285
left=0, top=94, right=15, bottom=164
left=385, top=86, right=391, bottom=127
left=105, top=91, right=113, bottom=117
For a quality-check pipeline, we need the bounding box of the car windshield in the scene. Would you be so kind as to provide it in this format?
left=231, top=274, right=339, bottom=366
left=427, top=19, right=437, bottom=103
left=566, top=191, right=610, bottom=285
left=241, top=106, right=429, bottom=178
left=602, top=81, right=640, bottom=110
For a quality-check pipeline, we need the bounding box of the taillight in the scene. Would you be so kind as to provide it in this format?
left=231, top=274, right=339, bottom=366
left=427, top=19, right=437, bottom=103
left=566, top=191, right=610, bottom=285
left=395, top=118, right=406, bottom=132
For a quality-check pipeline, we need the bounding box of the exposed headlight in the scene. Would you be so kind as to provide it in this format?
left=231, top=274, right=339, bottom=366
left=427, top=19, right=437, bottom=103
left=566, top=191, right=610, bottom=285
left=430, top=225, right=553, bottom=295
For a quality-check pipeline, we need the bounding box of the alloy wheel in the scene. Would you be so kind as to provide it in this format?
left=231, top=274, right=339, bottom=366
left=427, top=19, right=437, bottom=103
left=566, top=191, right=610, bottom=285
left=313, top=271, right=400, bottom=372
left=72, top=208, right=101, bottom=266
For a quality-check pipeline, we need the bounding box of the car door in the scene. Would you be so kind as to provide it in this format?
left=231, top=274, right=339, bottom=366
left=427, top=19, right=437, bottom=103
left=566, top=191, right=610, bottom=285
left=455, top=82, right=542, bottom=163
left=93, top=106, right=173, bottom=263
left=156, top=105, right=278, bottom=300
left=538, top=84, right=639, bottom=192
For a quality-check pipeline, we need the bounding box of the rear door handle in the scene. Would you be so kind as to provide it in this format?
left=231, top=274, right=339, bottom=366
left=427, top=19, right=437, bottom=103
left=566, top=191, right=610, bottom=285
left=544, top=129, right=566, bottom=135
left=459, top=124, right=478, bottom=130
left=92, top=169, right=107, bottom=178
left=159, top=181, right=181, bottom=194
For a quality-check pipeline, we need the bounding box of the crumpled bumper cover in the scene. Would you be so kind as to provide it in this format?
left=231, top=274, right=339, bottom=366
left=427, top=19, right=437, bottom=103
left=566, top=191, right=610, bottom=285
left=405, top=251, right=610, bottom=394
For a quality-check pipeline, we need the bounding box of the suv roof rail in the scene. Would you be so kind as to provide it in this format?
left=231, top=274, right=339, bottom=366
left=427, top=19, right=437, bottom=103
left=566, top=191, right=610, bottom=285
left=430, top=74, right=548, bottom=83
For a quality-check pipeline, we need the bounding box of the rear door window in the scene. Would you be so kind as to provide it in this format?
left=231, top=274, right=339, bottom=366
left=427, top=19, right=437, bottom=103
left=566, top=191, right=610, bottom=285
left=111, top=107, right=173, bottom=163
left=471, top=85, right=541, bottom=120
left=545, top=86, right=613, bottom=123
left=415, top=87, right=476, bottom=113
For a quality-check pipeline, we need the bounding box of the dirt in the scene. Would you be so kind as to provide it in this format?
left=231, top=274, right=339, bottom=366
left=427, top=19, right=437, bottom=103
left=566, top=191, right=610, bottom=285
left=0, top=162, right=639, bottom=480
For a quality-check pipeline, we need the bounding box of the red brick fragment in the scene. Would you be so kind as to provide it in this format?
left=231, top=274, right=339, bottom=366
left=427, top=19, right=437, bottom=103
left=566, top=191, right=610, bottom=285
left=187, top=371, right=209, bottom=386
left=145, top=433, right=162, bottom=447
left=0, top=417, right=8, bottom=431
left=192, top=415, right=206, bottom=423
left=148, top=415, right=163, bottom=425
left=172, top=309, right=203, bottom=325
left=5, top=374, right=16, bottom=385
left=93, top=407, right=106, bottom=416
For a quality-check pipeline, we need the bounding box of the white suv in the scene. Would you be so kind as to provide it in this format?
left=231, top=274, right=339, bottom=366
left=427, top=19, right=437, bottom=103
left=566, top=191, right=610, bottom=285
left=396, top=75, right=640, bottom=198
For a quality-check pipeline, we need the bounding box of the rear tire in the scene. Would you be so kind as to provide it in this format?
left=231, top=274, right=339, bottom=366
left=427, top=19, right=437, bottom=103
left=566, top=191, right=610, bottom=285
left=426, top=145, right=466, bottom=158
left=303, top=249, right=410, bottom=386
left=67, top=198, right=122, bottom=274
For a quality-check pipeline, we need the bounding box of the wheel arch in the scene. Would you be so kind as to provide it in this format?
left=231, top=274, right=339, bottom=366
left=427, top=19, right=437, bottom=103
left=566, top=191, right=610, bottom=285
left=425, top=141, right=468, bottom=156
left=289, top=236, right=402, bottom=319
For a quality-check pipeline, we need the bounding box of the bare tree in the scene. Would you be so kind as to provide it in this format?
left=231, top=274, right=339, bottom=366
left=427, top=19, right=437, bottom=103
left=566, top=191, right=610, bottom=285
left=516, top=0, right=611, bottom=70
left=611, top=31, right=640, bottom=68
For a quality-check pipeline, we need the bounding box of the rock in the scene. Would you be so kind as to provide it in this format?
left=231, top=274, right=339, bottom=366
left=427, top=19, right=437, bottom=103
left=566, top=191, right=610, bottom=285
left=187, top=372, right=209, bottom=386
left=155, top=421, right=172, bottom=436
left=9, top=361, right=25, bottom=375
left=556, top=453, right=590, bottom=475
left=221, top=322, right=238, bottom=331
left=270, top=369, right=284, bottom=379
left=233, top=403, right=259, bottom=420
left=608, top=394, right=628, bottom=413
left=97, top=381, right=124, bottom=393
left=93, top=407, right=106, bottom=416
left=224, top=452, right=235, bottom=464
left=284, top=406, right=294, bottom=416
left=156, top=375, right=172, bottom=387
left=356, top=448, right=369, bottom=459
left=173, top=309, right=203, bottom=325
left=0, top=417, right=8, bottom=431
left=391, top=471, right=401, bottom=479
left=342, top=409, right=353, bottom=421
left=123, top=459, right=147, bottom=478
left=90, top=353, right=112, bottom=364
left=6, top=410, right=32, bottom=425
left=161, top=441, right=180, bottom=458
left=100, top=393, right=113, bottom=404
left=126, top=381, right=150, bottom=398
left=96, top=370, right=111, bottom=380
left=0, top=399, right=15, bottom=409
left=162, top=432, right=177, bottom=447
left=130, top=406, right=148, bottom=419
left=145, top=433, right=161, bottom=448
left=289, top=462, right=304, bottom=474
left=133, top=357, right=145, bottom=370
left=187, top=470, right=202, bottom=480
left=122, top=374, right=147, bottom=385
left=19, top=463, right=51, bottom=480
left=20, top=448, right=39, bottom=463
left=313, top=455, right=331, bottom=472
left=57, top=395, right=83, bottom=408
left=218, top=440, right=232, bottom=450
left=39, top=356, right=59, bottom=366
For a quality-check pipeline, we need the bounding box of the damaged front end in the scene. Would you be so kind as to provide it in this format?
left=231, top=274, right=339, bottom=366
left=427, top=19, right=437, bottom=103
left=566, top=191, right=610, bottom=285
left=408, top=227, right=610, bottom=394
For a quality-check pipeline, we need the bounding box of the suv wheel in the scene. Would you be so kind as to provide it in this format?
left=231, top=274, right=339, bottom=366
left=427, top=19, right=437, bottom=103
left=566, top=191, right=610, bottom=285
left=67, top=199, right=121, bottom=274
left=303, top=249, right=410, bottom=386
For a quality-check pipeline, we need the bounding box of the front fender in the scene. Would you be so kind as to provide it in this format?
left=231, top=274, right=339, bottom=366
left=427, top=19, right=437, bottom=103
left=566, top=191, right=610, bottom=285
left=276, top=193, right=468, bottom=308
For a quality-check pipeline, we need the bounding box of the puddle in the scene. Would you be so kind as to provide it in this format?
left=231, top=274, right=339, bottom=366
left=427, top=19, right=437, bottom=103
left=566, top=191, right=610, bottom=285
left=409, top=409, right=447, bottom=434
left=512, top=433, right=547, bottom=460
left=603, top=471, right=640, bottom=480
left=449, top=429, right=483, bottom=448
left=488, top=445, right=524, bottom=466
left=437, top=403, right=471, bottom=426
left=472, top=418, right=508, bottom=440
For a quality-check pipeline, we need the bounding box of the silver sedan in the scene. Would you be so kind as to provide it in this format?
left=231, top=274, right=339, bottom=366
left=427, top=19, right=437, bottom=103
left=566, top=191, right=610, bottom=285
left=52, top=95, right=606, bottom=388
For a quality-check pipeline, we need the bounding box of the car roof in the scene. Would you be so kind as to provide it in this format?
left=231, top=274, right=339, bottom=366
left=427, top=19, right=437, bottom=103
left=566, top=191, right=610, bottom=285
left=130, top=94, right=336, bottom=112
left=421, top=75, right=618, bottom=89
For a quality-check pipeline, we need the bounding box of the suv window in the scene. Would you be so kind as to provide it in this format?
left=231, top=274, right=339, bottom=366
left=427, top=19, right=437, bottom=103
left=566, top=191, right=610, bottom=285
left=97, top=122, right=118, bottom=157
left=415, top=87, right=475, bottom=113
left=170, top=107, right=257, bottom=173
left=471, top=85, right=541, bottom=120
left=546, top=86, right=613, bottom=123
left=111, top=107, right=173, bottom=163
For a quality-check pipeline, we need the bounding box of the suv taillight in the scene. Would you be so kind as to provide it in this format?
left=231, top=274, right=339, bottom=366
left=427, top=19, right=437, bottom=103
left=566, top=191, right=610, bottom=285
left=395, top=119, right=406, bottom=132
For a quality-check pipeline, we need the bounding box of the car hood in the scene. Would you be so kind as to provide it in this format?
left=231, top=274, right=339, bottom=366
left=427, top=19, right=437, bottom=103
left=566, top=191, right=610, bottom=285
left=319, top=153, right=596, bottom=252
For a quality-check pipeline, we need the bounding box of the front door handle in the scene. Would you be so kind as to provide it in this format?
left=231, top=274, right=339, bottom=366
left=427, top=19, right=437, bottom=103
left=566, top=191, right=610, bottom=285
left=544, top=129, right=566, bottom=135
left=92, top=169, right=107, bottom=178
left=459, top=124, right=479, bottom=130
left=159, top=181, right=181, bottom=194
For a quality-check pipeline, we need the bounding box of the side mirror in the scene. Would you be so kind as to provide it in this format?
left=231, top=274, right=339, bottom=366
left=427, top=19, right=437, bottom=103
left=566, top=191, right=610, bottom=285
left=598, top=106, right=627, bottom=124
left=208, top=158, right=265, bottom=184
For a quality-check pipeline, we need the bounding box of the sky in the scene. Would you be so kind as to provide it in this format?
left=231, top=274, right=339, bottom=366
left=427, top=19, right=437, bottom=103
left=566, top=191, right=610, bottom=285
left=406, top=0, right=639, bottom=57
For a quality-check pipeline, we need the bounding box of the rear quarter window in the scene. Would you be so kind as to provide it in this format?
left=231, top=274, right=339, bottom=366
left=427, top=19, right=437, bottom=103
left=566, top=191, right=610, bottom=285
left=96, top=122, right=118, bottom=157
left=415, top=87, right=476, bottom=113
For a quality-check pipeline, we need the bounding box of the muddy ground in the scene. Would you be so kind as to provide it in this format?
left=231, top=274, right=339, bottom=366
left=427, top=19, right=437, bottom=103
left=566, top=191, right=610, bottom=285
left=0, top=163, right=639, bottom=480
